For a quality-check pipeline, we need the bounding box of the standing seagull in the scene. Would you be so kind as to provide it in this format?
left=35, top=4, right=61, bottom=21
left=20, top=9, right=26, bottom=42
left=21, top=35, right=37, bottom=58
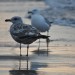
left=27, top=9, right=53, bottom=54
left=5, top=16, right=49, bottom=57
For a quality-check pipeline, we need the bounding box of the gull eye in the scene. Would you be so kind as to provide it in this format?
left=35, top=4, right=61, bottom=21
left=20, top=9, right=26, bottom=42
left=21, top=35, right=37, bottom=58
left=14, top=18, right=18, bottom=20
left=33, top=9, right=37, bottom=11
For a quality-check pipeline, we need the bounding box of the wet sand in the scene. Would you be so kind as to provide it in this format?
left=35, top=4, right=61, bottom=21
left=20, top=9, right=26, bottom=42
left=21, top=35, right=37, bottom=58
left=0, top=1, right=75, bottom=75
left=0, top=45, right=75, bottom=75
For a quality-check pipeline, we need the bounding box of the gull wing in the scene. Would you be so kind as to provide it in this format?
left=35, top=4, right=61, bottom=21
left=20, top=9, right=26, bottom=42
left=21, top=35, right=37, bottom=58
left=40, top=10, right=53, bottom=27
left=44, top=17, right=53, bottom=27
left=10, top=24, right=40, bottom=38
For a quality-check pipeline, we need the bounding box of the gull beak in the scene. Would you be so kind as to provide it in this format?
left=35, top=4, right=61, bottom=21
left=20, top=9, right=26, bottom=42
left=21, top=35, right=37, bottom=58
left=5, top=19, right=11, bottom=22
left=28, top=11, right=33, bottom=14
left=50, top=22, right=53, bottom=24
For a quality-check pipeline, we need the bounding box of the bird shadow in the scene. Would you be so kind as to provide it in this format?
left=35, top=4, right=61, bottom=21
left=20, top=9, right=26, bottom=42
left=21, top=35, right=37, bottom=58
left=31, top=49, right=51, bottom=55
left=0, top=55, right=26, bottom=61
left=30, top=62, right=48, bottom=70
left=9, top=70, right=38, bottom=75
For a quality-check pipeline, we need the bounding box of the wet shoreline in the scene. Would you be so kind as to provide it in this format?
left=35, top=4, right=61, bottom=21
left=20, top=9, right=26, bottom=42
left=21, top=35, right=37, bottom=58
left=0, top=1, right=75, bottom=75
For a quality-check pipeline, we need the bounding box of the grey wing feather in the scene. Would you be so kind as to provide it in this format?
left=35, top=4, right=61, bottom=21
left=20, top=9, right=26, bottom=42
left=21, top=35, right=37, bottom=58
left=44, top=18, right=51, bottom=24
left=40, top=10, right=53, bottom=27
left=10, top=24, right=39, bottom=38
left=10, top=24, right=27, bottom=37
left=44, top=18, right=53, bottom=27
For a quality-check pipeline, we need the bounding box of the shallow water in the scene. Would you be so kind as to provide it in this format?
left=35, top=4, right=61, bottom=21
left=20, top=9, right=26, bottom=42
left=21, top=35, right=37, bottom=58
left=0, top=1, right=75, bottom=75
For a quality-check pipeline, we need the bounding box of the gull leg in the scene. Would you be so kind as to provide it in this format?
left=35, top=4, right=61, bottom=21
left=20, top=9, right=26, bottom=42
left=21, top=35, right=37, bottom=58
left=46, top=38, right=49, bottom=56
left=19, top=55, right=21, bottom=70
left=19, top=43, right=22, bottom=70
left=27, top=44, right=29, bottom=56
left=47, top=31, right=49, bottom=56
left=38, top=39, right=40, bottom=55
left=27, top=44, right=29, bottom=71
left=47, top=31, right=49, bottom=37
left=20, top=43, right=22, bottom=56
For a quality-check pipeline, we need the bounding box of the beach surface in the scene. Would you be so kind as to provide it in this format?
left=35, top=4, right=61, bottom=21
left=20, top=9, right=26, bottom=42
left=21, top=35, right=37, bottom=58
left=0, top=1, right=75, bottom=75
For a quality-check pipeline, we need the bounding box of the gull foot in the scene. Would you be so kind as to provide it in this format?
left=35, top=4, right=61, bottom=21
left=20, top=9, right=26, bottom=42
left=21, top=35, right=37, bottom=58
left=20, top=54, right=22, bottom=56
left=26, top=55, right=28, bottom=56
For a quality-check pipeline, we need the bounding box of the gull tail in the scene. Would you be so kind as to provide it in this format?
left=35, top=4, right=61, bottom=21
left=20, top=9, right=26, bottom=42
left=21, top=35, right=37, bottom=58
left=19, top=35, right=50, bottom=39
left=38, top=35, right=50, bottom=39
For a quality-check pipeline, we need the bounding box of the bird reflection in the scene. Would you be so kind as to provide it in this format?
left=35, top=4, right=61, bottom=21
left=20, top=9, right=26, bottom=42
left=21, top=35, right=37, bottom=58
left=9, top=57, right=37, bottom=75
left=9, top=69, right=37, bottom=75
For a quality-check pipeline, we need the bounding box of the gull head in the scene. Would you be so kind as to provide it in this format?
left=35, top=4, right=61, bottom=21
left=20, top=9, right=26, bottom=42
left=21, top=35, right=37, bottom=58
left=28, top=9, right=40, bottom=14
left=5, top=16, right=23, bottom=24
left=27, top=9, right=40, bottom=19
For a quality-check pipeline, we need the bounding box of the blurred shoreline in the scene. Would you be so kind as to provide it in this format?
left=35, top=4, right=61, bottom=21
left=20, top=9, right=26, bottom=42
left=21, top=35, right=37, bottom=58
left=0, top=0, right=43, bottom=2
left=0, top=1, right=75, bottom=75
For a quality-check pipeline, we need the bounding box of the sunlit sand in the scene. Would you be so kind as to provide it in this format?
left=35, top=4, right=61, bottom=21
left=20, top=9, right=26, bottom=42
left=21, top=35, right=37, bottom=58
left=0, top=1, right=75, bottom=75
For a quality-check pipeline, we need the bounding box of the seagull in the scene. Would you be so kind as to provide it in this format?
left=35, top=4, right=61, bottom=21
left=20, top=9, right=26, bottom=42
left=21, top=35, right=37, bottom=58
left=27, top=9, right=53, bottom=54
left=5, top=16, right=50, bottom=57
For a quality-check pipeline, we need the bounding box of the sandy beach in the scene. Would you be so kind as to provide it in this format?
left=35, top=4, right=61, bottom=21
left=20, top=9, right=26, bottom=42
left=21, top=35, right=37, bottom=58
left=0, top=1, right=75, bottom=75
